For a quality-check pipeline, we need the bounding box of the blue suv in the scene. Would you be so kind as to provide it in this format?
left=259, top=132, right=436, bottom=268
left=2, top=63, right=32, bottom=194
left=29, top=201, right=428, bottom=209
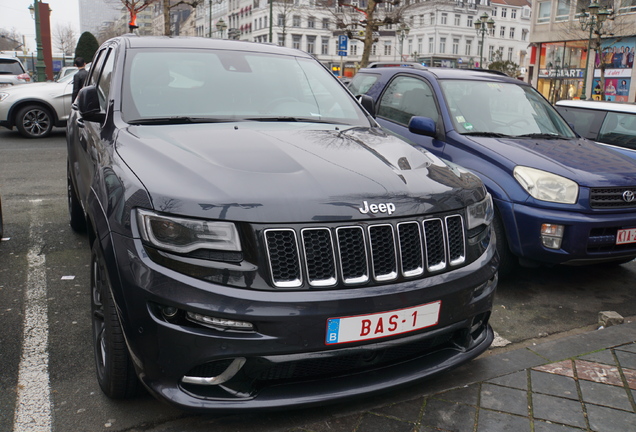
left=350, top=67, right=636, bottom=273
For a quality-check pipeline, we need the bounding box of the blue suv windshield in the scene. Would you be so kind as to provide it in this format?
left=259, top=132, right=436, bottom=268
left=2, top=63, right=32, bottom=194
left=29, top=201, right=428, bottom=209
left=440, top=80, right=576, bottom=138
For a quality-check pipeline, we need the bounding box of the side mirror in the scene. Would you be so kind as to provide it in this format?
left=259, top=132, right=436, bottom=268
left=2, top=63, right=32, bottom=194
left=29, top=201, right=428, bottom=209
left=408, top=116, right=437, bottom=138
left=76, top=85, right=105, bottom=123
left=359, top=95, right=376, bottom=117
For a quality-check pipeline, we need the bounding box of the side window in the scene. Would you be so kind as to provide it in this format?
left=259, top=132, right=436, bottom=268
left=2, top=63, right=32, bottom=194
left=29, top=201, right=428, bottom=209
left=377, top=76, right=439, bottom=126
left=97, top=49, right=115, bottom=112
left=556, top=106, right=604, bottom=140
left=87, top=49, right=106, bottom=87
left=598, top=112, right=636, bottom=150
left=348, top=73, right=379, bottom=97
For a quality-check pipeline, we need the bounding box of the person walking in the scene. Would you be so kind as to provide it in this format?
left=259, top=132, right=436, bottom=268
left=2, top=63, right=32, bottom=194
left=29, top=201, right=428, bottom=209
left=72, top=57, right=88, bottom=101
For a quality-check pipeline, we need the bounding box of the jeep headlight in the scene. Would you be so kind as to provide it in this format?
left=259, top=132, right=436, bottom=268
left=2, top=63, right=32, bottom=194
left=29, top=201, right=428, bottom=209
left=467, top=193, right=494, bottom=230
left=137, top=209, right=241, bottom=254
left=513, top=166, right=578, bottom=204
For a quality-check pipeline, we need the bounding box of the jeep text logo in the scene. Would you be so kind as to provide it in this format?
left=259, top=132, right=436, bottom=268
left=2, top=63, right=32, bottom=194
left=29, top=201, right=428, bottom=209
left=359, top=201, right=396, bottom=215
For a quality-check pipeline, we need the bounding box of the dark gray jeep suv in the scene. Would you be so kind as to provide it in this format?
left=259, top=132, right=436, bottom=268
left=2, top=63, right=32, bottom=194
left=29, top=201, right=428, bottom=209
left=67, top=35, right=498, bottom=411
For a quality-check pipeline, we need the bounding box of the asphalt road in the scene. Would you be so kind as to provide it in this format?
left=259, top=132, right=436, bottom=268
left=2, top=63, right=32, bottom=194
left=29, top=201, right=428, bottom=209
left=1, top=128, right=635, bottom=431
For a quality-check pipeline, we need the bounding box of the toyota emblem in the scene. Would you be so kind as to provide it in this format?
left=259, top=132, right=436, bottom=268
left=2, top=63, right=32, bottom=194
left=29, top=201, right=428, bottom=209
left=623, top=190, right=635, bottom=203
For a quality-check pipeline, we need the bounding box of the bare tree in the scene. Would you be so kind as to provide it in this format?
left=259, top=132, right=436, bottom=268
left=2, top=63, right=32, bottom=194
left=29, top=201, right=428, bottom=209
left=0, top=28, right=24, bottom=51
left=53, top=23, right=77, bottom=57
left=120, top=0, right=160, bottom=32
left=158, top=0, right=201, bottom=36
left=334, top=0, right=402, bottom=68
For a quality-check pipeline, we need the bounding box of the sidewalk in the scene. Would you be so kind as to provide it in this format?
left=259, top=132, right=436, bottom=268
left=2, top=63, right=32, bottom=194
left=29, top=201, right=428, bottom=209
left=142, top=321, right=636, bottom=432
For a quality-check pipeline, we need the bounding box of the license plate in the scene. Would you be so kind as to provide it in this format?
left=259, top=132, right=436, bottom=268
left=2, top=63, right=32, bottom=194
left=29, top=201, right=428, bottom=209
left=616, top=228, right=636, bottom=245
left=325, top=301, right=441, bottom=345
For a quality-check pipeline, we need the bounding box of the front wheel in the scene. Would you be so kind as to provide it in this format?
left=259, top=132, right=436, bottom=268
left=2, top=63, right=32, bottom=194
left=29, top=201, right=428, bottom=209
left=15, top=105, right=53, bottom=138
left=91, top=242, right=139, bottom=399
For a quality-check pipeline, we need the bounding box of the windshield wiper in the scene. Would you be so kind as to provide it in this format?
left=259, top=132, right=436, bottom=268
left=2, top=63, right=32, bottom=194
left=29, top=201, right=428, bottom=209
left=513, top=133, right=568, bottom=140
left=244, top=116, right=339, bottom=124
left=462, top=131, right=513, bottom=138
left=127, top=116, right=232, bottom=125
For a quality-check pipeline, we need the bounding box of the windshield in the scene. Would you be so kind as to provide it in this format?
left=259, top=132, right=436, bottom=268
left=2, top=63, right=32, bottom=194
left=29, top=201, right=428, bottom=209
left=122, top=49, right=369, bottom=126
left=440, top=80, right=576, bottom=138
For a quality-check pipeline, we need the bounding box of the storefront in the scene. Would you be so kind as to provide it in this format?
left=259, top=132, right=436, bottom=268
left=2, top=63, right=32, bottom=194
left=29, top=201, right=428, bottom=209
left=535, top=38, right=635, bottom=103
left=536, top=41, right=587, bottom=103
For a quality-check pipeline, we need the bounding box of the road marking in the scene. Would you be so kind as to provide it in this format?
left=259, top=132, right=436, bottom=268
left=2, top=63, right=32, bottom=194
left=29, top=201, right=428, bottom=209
left=13, top=200, right=52, bottom=432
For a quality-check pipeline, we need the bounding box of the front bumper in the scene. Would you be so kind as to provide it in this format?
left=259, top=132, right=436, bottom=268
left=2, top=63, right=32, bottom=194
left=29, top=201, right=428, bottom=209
left=107, top=233, right=498, bottom=411
left=502, top=200, right=636, bottom=265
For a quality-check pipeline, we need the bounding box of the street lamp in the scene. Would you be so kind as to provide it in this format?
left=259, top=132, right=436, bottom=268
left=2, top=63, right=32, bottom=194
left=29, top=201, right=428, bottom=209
left=28, top=0, right=46, bottom=82
left=216, top=18, right=227, bottom=39
left=576, top=0, right=613, bottom=100
left=474, top=12, right=495, bottom=68
left=397, top=23, right=410, bottom=62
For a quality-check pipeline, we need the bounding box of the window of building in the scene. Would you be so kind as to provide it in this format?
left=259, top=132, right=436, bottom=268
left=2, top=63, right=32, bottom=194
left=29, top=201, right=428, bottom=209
left=417, top=38, right=422, bottom=54
left=277, top=14, right=284, bottom=26
left=293, top=15, right=301, bottom=27
left=538, top=1, right=552, bottom=23
left=501, top=8, right=507, bottom=17
left=618, top=0, right=636, bottom=13
left=307, top=16, right=315, bottom=28
left=488, top=45, right=495, bottom=61
left=321, top=37, right=329, bottom=55
left=466, top=39, right=472, bottom=56
left=306, top=36, right=315, bottom=54
left=511, top=9, right=517, bottom=19
left=452, top=38, right=459, bottom=54
left=509, top=27, right=515, bottom=39
left=430, top=13, right=435, bottom=25
left=322, top=18, right=330, bottom=29
left=384, top=41, right=392, bottom=56
left=500, top=26, right=506, bottom=37
left=440, top=37, right=446, bottom=53
left=467, top=15, right=474, bottom=27
left=277, top=33, right=285, bottom=46
left=521, top=29, right=528, bottom=41
left=292, top=34, right=301, bottom=49
left=454, top=14, right=461, bottom=26
left=441, top=13, right=448, bottom=24
left=419, top=14, right=425, bottom=25
left=492, top=7, right=497, bottom=16
left=556, top=0, right=570, bottom=21
left=428, top=37, right=434, bottom=53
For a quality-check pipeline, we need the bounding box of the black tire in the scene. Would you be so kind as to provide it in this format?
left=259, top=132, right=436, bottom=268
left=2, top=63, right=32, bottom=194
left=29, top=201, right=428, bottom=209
left=91, top=242, right=139, bottom=399
left=15, top=104, right=53, bottom=138
left=67, top=163, right=86, bottom=232
left=493, top=211, right=517, bottom=278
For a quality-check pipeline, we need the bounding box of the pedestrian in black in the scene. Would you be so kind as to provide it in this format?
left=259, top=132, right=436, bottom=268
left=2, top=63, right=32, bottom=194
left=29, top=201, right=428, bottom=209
left=72, top=57, right=88, bottom=101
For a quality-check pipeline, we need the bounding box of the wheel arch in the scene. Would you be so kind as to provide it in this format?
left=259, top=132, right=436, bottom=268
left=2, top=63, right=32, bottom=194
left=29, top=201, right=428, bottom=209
left=8, top=98, right=63, bottom=127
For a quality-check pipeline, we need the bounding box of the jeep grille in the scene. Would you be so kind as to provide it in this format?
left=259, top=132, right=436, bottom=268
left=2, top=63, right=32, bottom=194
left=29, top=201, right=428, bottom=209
left=264, top=215, right=466, bottom=288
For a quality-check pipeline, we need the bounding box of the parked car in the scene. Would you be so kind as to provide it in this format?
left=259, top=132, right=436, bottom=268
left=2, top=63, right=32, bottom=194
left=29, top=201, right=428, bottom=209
left=0, top=55, right=30, bottom=87
left=349, top=67, right=636, bottom=274
left=0, top=70, right=77, bottom=138
left=56, top=66, right=78, bottom=80
left=555, top=99, right=636, bottom=158
left=67, top=35, right=498, bottom=411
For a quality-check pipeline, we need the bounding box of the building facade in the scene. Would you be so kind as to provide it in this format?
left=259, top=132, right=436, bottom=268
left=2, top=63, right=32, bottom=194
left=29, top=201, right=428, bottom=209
left=78, top=0, right=122, bottom=34
left=529, top=0, right=636, bottom=103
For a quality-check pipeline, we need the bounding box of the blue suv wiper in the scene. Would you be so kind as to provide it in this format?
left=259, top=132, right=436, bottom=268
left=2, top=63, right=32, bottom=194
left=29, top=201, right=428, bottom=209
left=127, top=117, right=232, bottom=125
left=514, top=133, right=568, bottom=140
left=462, top=131, right=513, bottom=138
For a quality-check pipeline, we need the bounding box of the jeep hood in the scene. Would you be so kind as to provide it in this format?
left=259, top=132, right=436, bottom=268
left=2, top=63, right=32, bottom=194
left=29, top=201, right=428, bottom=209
left=116, top=123, right=484, bottom=222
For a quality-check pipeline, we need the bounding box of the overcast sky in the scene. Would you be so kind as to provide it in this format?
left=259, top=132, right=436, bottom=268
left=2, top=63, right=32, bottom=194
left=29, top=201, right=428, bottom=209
left=1, top=0, right=80, bottom=50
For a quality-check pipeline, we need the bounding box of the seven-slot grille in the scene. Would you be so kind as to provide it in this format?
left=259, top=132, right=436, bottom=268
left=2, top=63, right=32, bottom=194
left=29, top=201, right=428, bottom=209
left=264, top=215, right=466, bottom=288
left=590, top=187, right=636, bottom=209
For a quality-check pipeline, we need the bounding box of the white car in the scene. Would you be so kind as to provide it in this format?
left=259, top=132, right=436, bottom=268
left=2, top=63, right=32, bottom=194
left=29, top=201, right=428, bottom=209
left=555, top=99, right=636, bottom=158
left=0, top=71, right=76, bottom=138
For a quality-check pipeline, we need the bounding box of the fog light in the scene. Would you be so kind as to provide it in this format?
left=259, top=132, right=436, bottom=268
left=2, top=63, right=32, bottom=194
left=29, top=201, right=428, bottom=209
left=541, top=223, right=564, bottom=249
left=186, top=312, right=254, bottom=331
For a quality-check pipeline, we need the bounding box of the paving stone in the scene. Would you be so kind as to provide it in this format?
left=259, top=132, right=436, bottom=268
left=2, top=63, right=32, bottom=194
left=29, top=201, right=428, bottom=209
left=419, top=398, right=476, bottom=432
left=615, top=349, right=636, bottom=370
left=533, top=420, right=585, bottom=431
left=476, top=409, right=530, bottom=432
left=534, top=360, right=575, bottom=378
left=531, top=370, right=578, bottom=400
left=356, top=413, right=414, bottom=432
left=579, top=379, right=634, bottom=412
left=370, top=397, right=424, bottom=423
left=432, top=384, right=479, bottom=406
left=577, top=349, right=616, bottom=366
left=486, top=370, right=528, bottom=391
left=480, top=384, right=528, bottom=416
left=616, top=342, right=636, bottom=354
left=574, top=360, right=624, bottom=387
left=298, top=414, right=361, bottom=432
left=585, top=403, right=636, bottom=432
left=532, top=393, right=587, bottom=429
